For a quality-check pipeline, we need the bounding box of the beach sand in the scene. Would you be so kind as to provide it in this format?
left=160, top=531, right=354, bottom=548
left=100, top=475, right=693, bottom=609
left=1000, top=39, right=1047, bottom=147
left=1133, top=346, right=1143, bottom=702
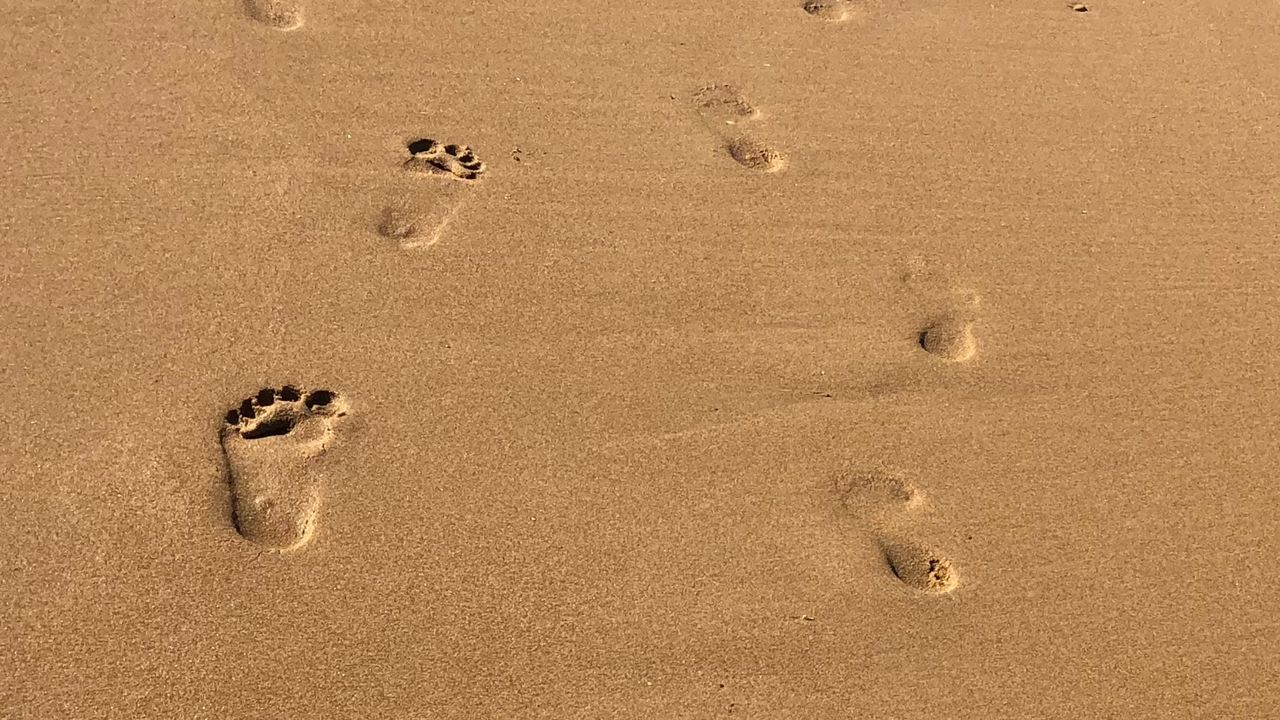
left=3, top=0, right=1279, bottom=717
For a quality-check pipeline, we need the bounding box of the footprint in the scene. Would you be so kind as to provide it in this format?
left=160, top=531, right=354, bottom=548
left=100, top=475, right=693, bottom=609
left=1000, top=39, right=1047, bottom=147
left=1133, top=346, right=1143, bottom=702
left=693, top=84, right=760, bottom=126
left=901, top=260, right=983, bottom=363
left=378, top=204, right=421, bottom=242
left=244, top=0, right=304, bottom=30
left=376, top=199, right=465, bottom=250
left=691, top=85, right=787, bottom=173
left=403, top=138, right=486, bottom=182
left=835, top=467, right=925, bottom=515
left=832, top=467, right=960, bottom=594
left=801, top=0, right=866, bottom=22
left=221, top=386, right=349, bottom=551
left=726, top=137, right=788, bottom=173
left=918, top=314, right=978, bottom=363
left=879, top=538, right=959, bottom=593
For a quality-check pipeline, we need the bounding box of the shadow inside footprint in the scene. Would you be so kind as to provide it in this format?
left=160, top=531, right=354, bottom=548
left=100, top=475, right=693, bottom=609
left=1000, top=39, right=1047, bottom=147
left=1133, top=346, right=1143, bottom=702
left=244, top=0, right=304, bottom=30
left=726, top=137, right=787, bottom=173
left=880, top=537, right=959, bottom=594
left=919, top=315, right=977, bottom=362
left=802, top=0, right=864, bottom=22
left=221, top=386, right=349, bottom=551
left=403, top=138, right=486, bottom=181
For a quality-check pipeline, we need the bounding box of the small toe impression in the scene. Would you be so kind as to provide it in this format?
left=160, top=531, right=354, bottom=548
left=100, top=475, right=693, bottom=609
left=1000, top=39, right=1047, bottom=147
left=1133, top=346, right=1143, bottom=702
left=882, top=539, right=959, bottom=594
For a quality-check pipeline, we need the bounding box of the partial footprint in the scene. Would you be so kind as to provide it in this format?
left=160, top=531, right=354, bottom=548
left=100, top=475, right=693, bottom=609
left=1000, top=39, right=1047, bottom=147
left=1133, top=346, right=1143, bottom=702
left=879, top=537, right=959, bottom=593
left=726, top=137, right=787, bottom=173
left=403, top=138, right=486, bottom=182
left=244, top=0, right=304, bottom=30
left=801, top=0, right=867, bottom=22
left=693, top=84, right=760, bottom=127
left=221, top=386, right=349, bottom=551
left=833, top=466, right=960, bottom=594
left=919, top=313, right=977, bottom=363
left=376, top=198, right=465, bottom=250
left=692, top=85, right=787, bottom=173
left=835, top=466, right=925, bottom=516
left=902, top=260, right=983, bottom=363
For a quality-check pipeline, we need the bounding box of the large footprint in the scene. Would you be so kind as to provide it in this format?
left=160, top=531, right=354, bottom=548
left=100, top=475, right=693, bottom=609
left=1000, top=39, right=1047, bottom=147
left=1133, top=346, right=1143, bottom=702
left=835, top=467, right=960, bottom=594
left=692, top=85, right=787, bottom=173
left=221, top=386, right=349, bottom=551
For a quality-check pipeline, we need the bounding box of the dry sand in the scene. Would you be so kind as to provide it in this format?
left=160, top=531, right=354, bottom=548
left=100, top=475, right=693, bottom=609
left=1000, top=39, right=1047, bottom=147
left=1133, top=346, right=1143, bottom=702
left=3, top=0, right=1279, bottom=717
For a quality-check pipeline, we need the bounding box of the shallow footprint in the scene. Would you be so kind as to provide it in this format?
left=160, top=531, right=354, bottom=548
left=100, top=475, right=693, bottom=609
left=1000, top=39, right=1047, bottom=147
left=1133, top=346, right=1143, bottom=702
left=376, top=200, right=465, bottom=250
left=221, top=386, right=349, bottom=551
left=693, top=84, right=760, bottom=127
left=835, top=466, right=925, bottom=517
left=244, top=0, right=304, bottom=30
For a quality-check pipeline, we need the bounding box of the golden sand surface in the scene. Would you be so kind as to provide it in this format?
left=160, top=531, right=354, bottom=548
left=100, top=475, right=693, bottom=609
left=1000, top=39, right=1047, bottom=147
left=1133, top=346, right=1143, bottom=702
left=3, top=1, right=1278, bottom=717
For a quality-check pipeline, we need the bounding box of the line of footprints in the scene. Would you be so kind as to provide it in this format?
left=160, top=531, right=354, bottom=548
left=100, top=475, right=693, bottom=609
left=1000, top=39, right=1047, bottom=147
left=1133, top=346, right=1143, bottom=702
left=231, top=0, right=981, bottom=596
left=218, top=313, right=977, bottom=595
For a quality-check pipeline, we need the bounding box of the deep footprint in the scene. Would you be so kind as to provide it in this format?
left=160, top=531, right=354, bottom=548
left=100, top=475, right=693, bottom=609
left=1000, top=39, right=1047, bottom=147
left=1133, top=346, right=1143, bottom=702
left=833, top=466, right=960, bottom=594
left=919, top=314, right=978, bottom=362
left=726, top=137, right=788, bottom=173
left=880, top=537, right=959, bottom=594
left=801, top=0, right=865, bottom=22
left=403, top=138, right=486, bottom=182
left=221, top=386, right=349, bottom=550
left=244, top=0, right=304, bottom=30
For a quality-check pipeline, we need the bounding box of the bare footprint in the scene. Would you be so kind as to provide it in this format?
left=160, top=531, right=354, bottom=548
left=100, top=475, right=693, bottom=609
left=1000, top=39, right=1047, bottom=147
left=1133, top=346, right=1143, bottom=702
left=403, top=138, right=486, bottom=182
left=693, top=84, right=760, bottom=126
left=902, top=260, right=983, bottom=363
left=801, top=0, right=867, bottom=22
left=835, top=466, right=925, bottom=517
left=919, top=313, right=978, bottom=362
left=221, top=386, right=349, bottom=551
left=376, top=198, right=465, bottom=250
left=691, top=85, right=787, bottom=173
left=833, top=466, right=960, bottom=594
left=726, top=137, right=788, bottom=173
left=244, top=0, right=304, bottom=30
left=879, top=537, right=959, bottom=593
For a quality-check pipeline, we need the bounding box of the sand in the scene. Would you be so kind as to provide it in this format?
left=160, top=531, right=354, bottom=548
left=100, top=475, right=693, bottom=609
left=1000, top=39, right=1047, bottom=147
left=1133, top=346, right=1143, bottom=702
left=3, top=0, right=1279, bottom=717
